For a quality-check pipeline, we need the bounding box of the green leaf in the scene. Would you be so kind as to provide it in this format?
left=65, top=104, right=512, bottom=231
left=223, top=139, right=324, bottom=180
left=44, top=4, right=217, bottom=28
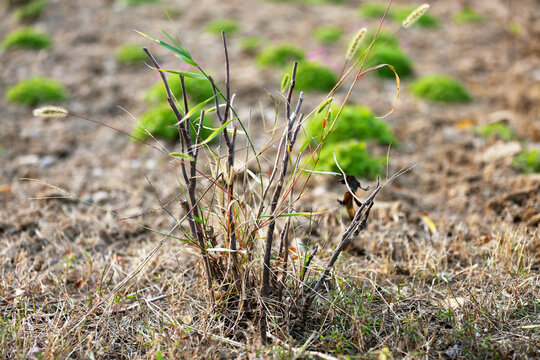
left=157, top=69, right=207, bottom=80
left=197, top=119, right=234, bottom=146
left=135, top=30, right=198, bottom=67
left=170, top=152, right=195, bottom=161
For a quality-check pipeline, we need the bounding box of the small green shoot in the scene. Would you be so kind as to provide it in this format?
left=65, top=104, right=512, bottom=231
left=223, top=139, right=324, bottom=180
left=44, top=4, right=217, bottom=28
left=313, top=25, right=344, bottom=45
left=475, top=122, right=515, bottom=141
left=410, top=74, right=472, bottom=103
left=115, top=43, right=146, bottom=65
left=453, top=5, right=485, bottom=24
left=290, top=61, right=338, bottom=92
left=256, top=43, right=305, bottom=68
left=512, top=149, right=540, bottom=174
left=205, top=18, right=240, bottom=35
left=14, top=0, right=47, bottom=22
left=1, top=27, right=52, bottom=50
left=6, top=77, right=66, bottom=106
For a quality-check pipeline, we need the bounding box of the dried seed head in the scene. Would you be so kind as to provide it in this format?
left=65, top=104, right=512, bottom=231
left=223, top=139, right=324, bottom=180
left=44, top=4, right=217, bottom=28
left=346, top=28, right=367, bottom=60
left=402, top=4, right=430, bottom=28
left=33, top=106, right=68, bottom=118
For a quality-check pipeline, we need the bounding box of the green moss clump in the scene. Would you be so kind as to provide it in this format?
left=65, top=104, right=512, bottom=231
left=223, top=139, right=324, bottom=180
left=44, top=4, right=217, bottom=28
left=205, top=18, right=240, bottom=35
left=305, top=105, right=397, bottom=145
left=512, top=149, right=540, bottom=174
left=474, top=122, right=515, bottom=141
left=132, top=103, right=215, bottom=142
left=291, top=62, right=337, bottom=93
left=115, top=43, right=146, bottom=65
left=453, top=6, right=485, bottom=24
left=125, top=0, right=160, bottom=5
left=410, top=74, right=472, bottom=103
left=358, top=2, right=388, bottom=19
left=315, top=140, right=386, bottom=180
left=256, top=43, right=305, bottom=68
left=14, top=0, right=47, bottom=22
left=239, top=36, right=262, bottom=54
left=368, top=47, right=414, bottom=79
left=1, top=27, right=51, bottom=50
left=145, top=76, right=215, bottom=104
left=6, top=77, right=66, bottom=106
left=313, top=26, right=344, bottom=44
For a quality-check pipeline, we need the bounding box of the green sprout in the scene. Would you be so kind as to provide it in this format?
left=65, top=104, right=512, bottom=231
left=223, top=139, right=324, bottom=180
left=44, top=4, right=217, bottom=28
left=474, top=122, right=515, bottom=141
left=291, top=62, right=338, bottom=93
left=239, top=36, right=263, bottom=54
left=14, top=0, right=47, bottom=22
left=453, top=6, right=485, bottom=24
left=1, top=27, right=52, bottom=50
left=131, top=103, right=214, bottom=142
left=410, top=74, right=472, bottom=103
left=256, top=43, right=305, bottom=68
left=512, top=149, right=540, bottom=174
left=368, top=46, right=414, bottom=78
left=315, top=140, right=387, bottom=180
left=145, top=76, right=215, bottom=104
left=6, top=77, right=67, bottom=106
left=305, top=105, right=397, bottom=145
left=313, top=25, right=344, bottom=44
left=115, top=43, right=146, bottom=65
left=205, top=18, right=240, bottom=35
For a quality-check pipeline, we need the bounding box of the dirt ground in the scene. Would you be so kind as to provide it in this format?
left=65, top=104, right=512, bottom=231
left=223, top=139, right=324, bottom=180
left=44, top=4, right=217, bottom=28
left=1, top=0, right=539, bottom=359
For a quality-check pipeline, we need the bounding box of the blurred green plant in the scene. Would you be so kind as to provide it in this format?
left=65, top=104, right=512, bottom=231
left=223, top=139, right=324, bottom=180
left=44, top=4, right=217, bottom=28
left=115, top=43, right=146, bottom=65
left=6, top=77, right=66, bottom=106
left=1, top=27, right=51, bottom=50
left=410, top=74, right=472, bottom=103
left=239, top=36, right=263, bottom=54
left=313, top=25, right=344, bottom=44
left=145, top=76, right=215, bottom=104
left=315, top=140, right=387, bottom=179
left=512, top=149, right=540, bottom=174
left=14, top=0, right=47, bottom=22
left=205, top=18, right=240, bottom=35
left=367, top=46, right=413, bottom=78
left=306, top=105, right=397, bottom=145
left=290, top=61, right=337, bottom=92
left=256, top=43, right=305, bottom=68
left=362, top=30, right=400, bottom=50
left=474, top=122, right=515, bottom=141
left=453, top=5, right=485, bottom=24
left=125, top=0, right=160, bottom=5
left=131, top=103, right=214, bottom=142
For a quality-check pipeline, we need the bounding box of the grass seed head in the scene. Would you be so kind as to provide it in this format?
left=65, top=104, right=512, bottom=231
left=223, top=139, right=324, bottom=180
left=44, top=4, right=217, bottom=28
left=33, top=105, right=68, bottom=118
left=346, top=27, right=367, bottom=60
left=402, top=4, right=430, bottom=28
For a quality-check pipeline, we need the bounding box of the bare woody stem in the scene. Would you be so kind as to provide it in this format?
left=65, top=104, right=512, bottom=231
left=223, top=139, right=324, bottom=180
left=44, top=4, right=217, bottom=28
left=144, top=48, right=215, bottom=303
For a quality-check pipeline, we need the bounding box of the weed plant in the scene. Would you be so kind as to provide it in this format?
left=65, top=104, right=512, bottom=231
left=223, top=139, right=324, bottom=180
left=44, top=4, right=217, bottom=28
left=205, top=18, right=240, bottom=35
left=453, top=5, right=485, bottom=24
left=1, top=27, right=51, bottom=50
left=239, top=36, right=263, bottom=54
left=313, top=25, right=344, bottom=44
left=115, top=43, right=146, bottom=65
left=290, top=61, right=338, bottom=92
left=7, top=77, right=66, bottom=106
left=474, top=122, right=515, bottom=141
left=256, top=43, right=305, bottom=67
left=368, top=46, right=414, bottom=78
left=512, top=149, right=540, bottom=173
left=14, top=0, right=47, bottom=22
left=410, top=74, right=472, bottom=103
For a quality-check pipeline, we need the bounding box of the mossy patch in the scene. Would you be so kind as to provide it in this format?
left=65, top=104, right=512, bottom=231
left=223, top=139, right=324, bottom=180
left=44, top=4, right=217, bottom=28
left=125, top=0, right=160, bottom=5
left=132, top=103, right=215, bottom=142
left=453, top=6, right=485, bottom=24
left=145, top=76, right=215, bottom=104
left=256, top=43, right=305, bottom=68
left=315, top=140, right=387, bottom=180
left=205, top=18, right=240, bottom=35
left=239, top=36, right=263, bottom=54
left=6, top=77, right=66, bottom=106
left=358, top=3, right=439, bottom=28
left=410, top=74, right=472, bottom=103
left=367, top=46, right=413, bottom=79
left=14, top=0, right=47, bottom=22
left=305, top=105, right=397, bottom=145
left=115, top=43, right=146, bottom=65
left=474, top=122, right=515, bottom=141
left=1, top=27, right=51, bottom=50
left=313, top=25, right=344, bottom=45
left=290, top=62, right=337, bottom=93
left=512, top=149, right=540, bottom=174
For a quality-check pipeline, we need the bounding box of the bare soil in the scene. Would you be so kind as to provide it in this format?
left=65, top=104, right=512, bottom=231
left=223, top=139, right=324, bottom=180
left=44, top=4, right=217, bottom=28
left=0, top=0, right=538, bottom=359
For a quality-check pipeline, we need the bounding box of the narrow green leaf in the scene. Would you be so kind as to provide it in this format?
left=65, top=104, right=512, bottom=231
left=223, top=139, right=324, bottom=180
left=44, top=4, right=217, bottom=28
left=170, top=152, right=195, bottom=161
left=183, top=96, right=215, bottom=122
left=157, top=69, right=207, bottom=80
left=135, top=30, right=198, bottom=67
left=197, top=119, right=234, bottom=146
